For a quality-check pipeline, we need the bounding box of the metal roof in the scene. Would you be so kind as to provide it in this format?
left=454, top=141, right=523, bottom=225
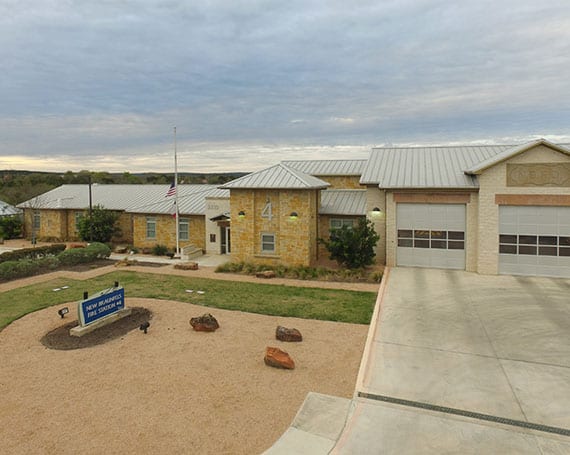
left=360, top=145, right=515, bottom=188
left=361, top=140, right=570, bottom=188
left=464, top=139, right=570, bottom=174
left=282, top=159, right=367, bottom=176
left=0, top=200, right=21, bottom=216
left=128, top=187, right=229, bottom=215
left=17, top=184, right=228, bottom=216
left=219, top=163, right=329, bottom=189
left=320, top=190, right=367, bottom=215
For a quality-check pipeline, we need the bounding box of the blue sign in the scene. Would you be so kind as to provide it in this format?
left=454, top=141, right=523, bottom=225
left=78, top=287, right=125, bottom=326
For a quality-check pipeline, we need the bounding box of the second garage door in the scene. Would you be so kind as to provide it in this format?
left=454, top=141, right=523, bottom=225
left=397, top=203, right=466, bottom=270
left=499, top=205, right=570, bottom=277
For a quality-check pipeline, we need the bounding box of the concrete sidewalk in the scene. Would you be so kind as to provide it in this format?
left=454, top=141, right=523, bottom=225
left=265, top=267, right=570, bottom=454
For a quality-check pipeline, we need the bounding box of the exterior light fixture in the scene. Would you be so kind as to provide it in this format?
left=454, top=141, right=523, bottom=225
left=371, top=207, right=382, bottom=216
left=140, top=321, right=150, bottom=334
left=238, top=210, right=246, bottom=219
left=289, top=211, right=298, bottom=220
left=58, top=307, right=69, bottom=319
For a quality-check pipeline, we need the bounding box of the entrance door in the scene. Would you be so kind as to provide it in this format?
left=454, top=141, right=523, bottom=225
left=220, top=226, right=231, bottom=254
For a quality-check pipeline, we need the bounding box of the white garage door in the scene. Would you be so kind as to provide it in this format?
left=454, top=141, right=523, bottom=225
left=397, top=203, right=466, bottom=270
left=499, top=206, right=570, bottom=277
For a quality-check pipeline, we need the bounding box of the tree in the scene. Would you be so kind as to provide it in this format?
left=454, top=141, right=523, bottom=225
left=320, top=218, right=380, bottom=269
left=77, top=205, right=121, bottom=243
left=0, top=215, right=22, bottom=239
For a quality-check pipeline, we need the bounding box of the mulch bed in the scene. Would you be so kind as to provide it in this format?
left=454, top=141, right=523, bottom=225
left=40, top=307, right=152, bottom=350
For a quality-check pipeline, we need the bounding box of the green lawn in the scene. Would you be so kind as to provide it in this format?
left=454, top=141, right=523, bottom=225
left=0, top=271, right=377, bottom=330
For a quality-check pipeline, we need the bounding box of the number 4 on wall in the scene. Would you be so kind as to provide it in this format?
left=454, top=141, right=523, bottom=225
left=261, top=199, right=273, bottom=221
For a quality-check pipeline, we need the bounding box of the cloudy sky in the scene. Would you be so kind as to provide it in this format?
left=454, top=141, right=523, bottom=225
left=1, top=0, right=569, bottom=173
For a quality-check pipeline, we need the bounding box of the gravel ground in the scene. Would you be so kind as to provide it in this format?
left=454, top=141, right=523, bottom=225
left=0, top=297, right=368, bottom=454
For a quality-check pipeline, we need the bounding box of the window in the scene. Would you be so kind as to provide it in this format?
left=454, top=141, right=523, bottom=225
left=146, top=217, right=156, bottom=239
left=75, top=212, right=84, bottom=232
left=397, top=229, right=464, bottom=250
left=330, top=218, right=355, bottom=230
left=179, top=218, right=189, bottom=241
left=33, top=211, right=41, bottom=230
left=261, top=233, right=276, bottom=253
left=500, top=233, right=570, bottom=257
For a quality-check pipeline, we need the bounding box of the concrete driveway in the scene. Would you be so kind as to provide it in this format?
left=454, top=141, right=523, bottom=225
left=332, top=267, right=570, bottom=453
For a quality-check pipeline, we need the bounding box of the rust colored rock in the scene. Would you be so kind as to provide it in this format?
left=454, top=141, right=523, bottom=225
left=175, top=262, right=199, bottom=271
left=264, top=347, right=295, bottom=370
left=276, top=326, right=303, bottom=342
left=256, top=270, right=276, bottom=279
left=190, top=313, right=219, bottom=332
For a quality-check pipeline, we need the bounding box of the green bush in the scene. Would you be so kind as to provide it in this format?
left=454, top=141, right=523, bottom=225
left=320, top=218, right=380, bottom=269
left=151, top=244, right=169, bottom=256
left=0, top=244, right=66, bottom=263
left=57, top=242, right=111, bottom=266
left=0, top=216, right=22, bottom=239
left=0, top=257, right=60, bottom=281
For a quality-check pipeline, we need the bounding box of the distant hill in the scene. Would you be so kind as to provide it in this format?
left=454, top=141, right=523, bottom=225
left=0, top=170, right=248, bottom=206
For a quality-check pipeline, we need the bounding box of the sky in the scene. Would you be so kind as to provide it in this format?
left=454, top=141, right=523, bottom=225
left=1, top=0, right=569, bottom=173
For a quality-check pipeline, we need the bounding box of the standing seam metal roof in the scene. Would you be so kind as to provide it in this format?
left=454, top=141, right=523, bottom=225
left=219, top=163, right=329, bottom=189
left=360, top=145, right=515, bottom=188
left=17, top=185, right=228, bottom=215
left=319, top=190, right=367, bottom=215
left=282, top=159, right=367, bottom=176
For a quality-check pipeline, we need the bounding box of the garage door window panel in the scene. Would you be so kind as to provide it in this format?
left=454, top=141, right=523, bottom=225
left=539, top=246, right=558, bottom=256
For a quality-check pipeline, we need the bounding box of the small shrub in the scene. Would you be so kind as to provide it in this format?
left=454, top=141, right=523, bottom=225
left=216, top=261, right=245, bottom=273
left=0, top=244, right=66, bottom=263
left=0, top=257, right=60, bottom=281
left=57, top=242, right=111, bottom=266
left=151, top=244, right=169, bottom=256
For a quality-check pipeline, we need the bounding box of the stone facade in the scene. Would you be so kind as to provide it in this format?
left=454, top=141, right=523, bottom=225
left=230, top=189, right=319, bottom=266
left=315, top=175, right=363, bottom=189
left=132, top=214, right=205, bottom=251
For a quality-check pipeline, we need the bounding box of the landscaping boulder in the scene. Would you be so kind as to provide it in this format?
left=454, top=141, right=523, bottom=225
left=114, top=245, right=129, bottom=254
left=190, top=313, right=219, bottom=332
left=174, top=262, right=199, bottom=271
left=264, top=347, right=295, bottom=370
left=276, top=325, right=303, bottom=342
left=256, top=270, right=276, bottom=279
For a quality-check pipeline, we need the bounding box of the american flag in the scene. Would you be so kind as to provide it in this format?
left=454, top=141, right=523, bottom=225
left=165, top=182, right=176, bottom=197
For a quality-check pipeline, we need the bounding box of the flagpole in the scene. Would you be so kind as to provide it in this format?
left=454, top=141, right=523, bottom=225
left=174, top=126, right=180, bottom=256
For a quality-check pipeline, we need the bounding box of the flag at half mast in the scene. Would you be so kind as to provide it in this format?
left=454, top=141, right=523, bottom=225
left=166, top=182, right=176, bottom=197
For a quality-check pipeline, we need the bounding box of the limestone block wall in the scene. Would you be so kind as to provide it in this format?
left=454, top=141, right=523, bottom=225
left=316, top=175, right=363, bottom=189
left=115, top=213, right=134, bottom=244
left=133, top=214, right=205, bottom=251
left=230, top=189, right=319, bottom=266
left=477, top=144, right=570, bottom=274
left=62, top=210, right=132, bottom=243
left=22, top=209, right=66, bottom=241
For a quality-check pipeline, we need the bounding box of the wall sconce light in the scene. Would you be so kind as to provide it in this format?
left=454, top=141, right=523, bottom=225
left=140, top=321, right=150, bottom=334
left=238, top=210, right=246, bottom=219
left=289, top=211, right=298, bottom=220
left=371, top=207, right=382, bottom=217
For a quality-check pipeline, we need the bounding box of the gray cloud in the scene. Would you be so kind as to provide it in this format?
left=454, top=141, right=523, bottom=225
left=0, top=0, right=569, bottom=171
